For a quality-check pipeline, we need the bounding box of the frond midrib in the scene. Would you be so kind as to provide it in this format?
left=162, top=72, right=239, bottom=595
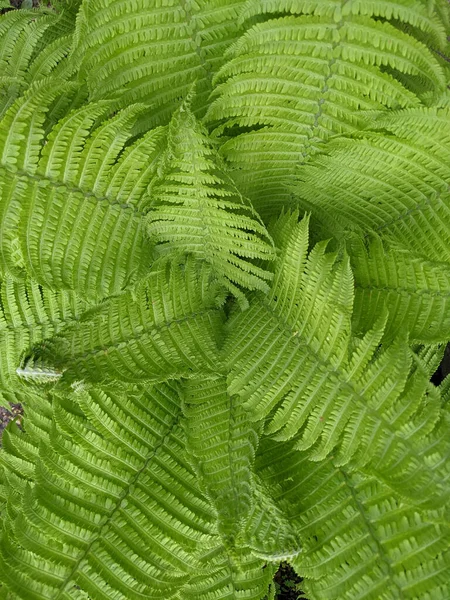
left=247, top=295, right=446, bottom=497
left=0, top=163, right=145, bottom=217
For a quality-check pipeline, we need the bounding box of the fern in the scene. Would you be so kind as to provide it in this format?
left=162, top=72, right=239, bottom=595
left=25, top=257, right=226, bottom=384
left=0, top=85, right=163, bottom=297
left=256, top=438, right=450, bottom=599
left=1, top=0, right=450, bottom=599
left=206, top=0, right=447, bottom=215
left=74, top=0, right=249, bottom=127
left=147, top=96, right=275, bottom=306
left=0, top=275, right=90, bottom=404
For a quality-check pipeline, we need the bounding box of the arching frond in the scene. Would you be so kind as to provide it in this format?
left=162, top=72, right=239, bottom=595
left=243, top=480, right=302, bottom=562
left=147, top=100, right=275, bottom=308
left=0, top=383, right=220, bottom=599
left=26, top=258, right=226, bottom=384
left=293, top=106, right=450, bottom=260
left=0, top=277, right=90, bottom=406
left=238, top=0, right=449, bottom=48
left=74, top=0, right=248, bottom=126
left=207, top=5, right=446, bottom=216
left=223, top=212, right=450, bottom=508
left=0, top=7, right=79, bottom=117
left=178, top=546, right=277, bottom=600
left=182, top=376, right=260, bottom=548
left=0, top=391, right=52, bottom=521
left=350, top=237, right=450, bottom=343
left=256, top=438, right=450, bottom=600
left=411, top=342, right=446, bottom=379
left=0, top=85, right=166, bottom=298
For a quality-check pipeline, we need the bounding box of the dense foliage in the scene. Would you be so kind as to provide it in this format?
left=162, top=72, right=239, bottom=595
left=1, top=1, right=450, bottom=598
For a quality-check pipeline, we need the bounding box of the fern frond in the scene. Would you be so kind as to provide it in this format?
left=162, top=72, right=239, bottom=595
left=293, top=106, right=450, bottom=260
left=183, top=375, right=259, bottom=548
left=350, top=237, right=450, bottom=342
left=0, top=85, right=166, bottom=298
left=147, top=100, right=275, bottom=307
left=243, top=480, right=302, bottom=562
left=0, top=391, right=52, bottom=521
left=256, top=438, right=450, bottom=600
left=74, top=0, right=248, bottom=126
left=0, top=7, right=79, bottom=117
left=183, top=376, right=302, bottom=562
left=238, top=0, right=448, bottom=48
left=223, top=212, right=450, bottom=508
left=0, top=276, right=90, bottom=405
left=26, top=257, right=226, bottom=384
left=207, top=6, right=445, bottom=214
left=178, top=546, right=277, bottom=600
left=411, top=342, right=446, bottom=379
left=0, top=383, right=220, bottom=599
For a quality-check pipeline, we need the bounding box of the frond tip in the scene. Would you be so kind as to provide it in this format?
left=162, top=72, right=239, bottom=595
left=147, top=98, right=276, bottom=308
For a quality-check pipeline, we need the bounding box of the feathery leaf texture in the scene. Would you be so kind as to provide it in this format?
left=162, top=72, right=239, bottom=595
left=293, top=106, right=450, bottom=258
left=0, top=276, right=90, bottom=405
left=350, top=237, right=450, bottom=343
left=0, top=391, right=52, bottom=522
left=0, top=383, right=220, bottom=599
left=147, top=99, right=275, bottom=307
left=1, top=0, right=450, bottom=598
left=257, top=438, right=450, bottom=600
left=207, top=1, right=447, bottom=214
left=75, top=0, right=248, bottom=125
left=0, top=9, right=77, bottom=118
left=25, top=257, right=226, bottom=384
left=182, top=376, right=259, bottom=547
left=224, top=213, right=450, bottom=508
left=0, top=86, right=165, bottom=298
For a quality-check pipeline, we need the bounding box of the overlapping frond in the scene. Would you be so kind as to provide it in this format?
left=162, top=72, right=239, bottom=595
left=178, top=546, right=277, bottom=600
left=0, top=85, right=166, bottom=298
left=256, top=438, right=450, bottom=600
left=183, top=375, right=302, bottom=567
left=350, top=237, right=450, bottom=342
left=0, top=6, right=80, bottom=117
left=238, top=0, right=449, bottom=48
left=1, top=0, right=450, bottom=596
left=182, top=376, right=259, bottom=548
left=25, top=257, right=226, bottom=384
left=0, top=383, right=220, bottom=599
left=293, top=106, right=450, bottom=260
left=206, top=1, right=446, bottom=215
left=0, top=276, right=90, bottom=405
left=0, top=391, right=52, bottom=521
left=147, top=100, right=275, bottom=307
left=223, top=212, right=450, bottom=508
left=74, top=0, right=248, bottom=126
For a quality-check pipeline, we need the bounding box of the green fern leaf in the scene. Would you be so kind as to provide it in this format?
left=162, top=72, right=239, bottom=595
left=207, top=5, right=445, bottom=215
left=223, top=212, right=450, bottom=508
left=25, top=257, right=226, bottom=384
left=0, top=6, right=80, bottom=117
left=74, top=0, right=248, bottom=127
left=0, top=85, right=166, bottom=298
left=350, top=236, right=450, bottom=342
left=178, top=546, right=277, bottom=600
left=239, top=0, right=449, bottom=49
left=183, top=376, right=259, bottom=548
left=0, top=383, right=220, bottom=599
left=0, top=391, right=52, bottom=521
left=256, top=438, right=450, bottom=600
left=147, top=100, right=275, bottom=307
left=293, top=106, right=450, bottom=261
left=0, top=276, right=90, bottom=405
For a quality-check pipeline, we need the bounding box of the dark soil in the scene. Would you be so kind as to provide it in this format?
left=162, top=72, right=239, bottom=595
left=0, top=403, right=23, bottom=443
left=274, top=563, right=307, bottom=599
